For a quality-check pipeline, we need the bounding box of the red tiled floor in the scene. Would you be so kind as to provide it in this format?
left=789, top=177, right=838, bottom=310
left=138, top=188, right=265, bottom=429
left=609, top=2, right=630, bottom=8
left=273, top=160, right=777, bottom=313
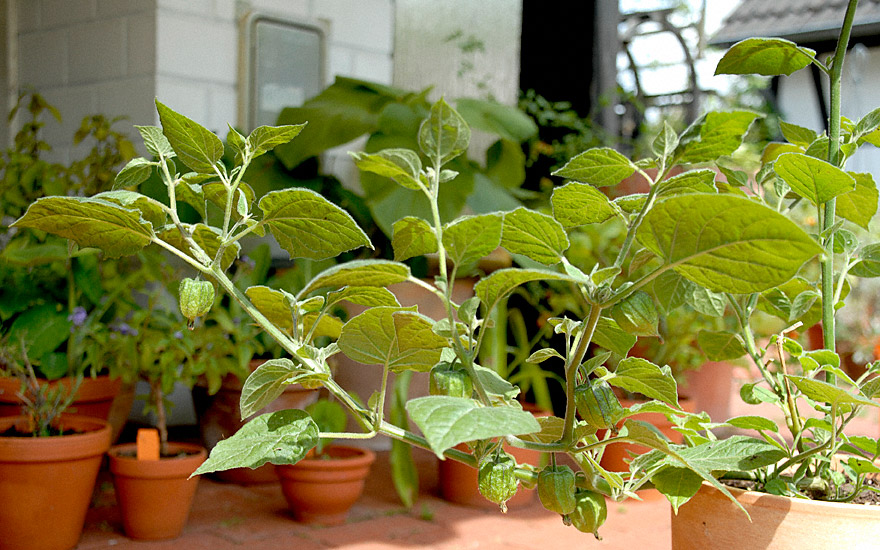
left=78, top=365, right=879, bottom=550
left=79, top=446, right=672, bottom=550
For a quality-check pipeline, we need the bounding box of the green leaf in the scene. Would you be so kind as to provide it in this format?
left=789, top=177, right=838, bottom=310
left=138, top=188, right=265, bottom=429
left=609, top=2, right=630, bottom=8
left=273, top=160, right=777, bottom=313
left=135, top=125, right=175, bottom=158
left=726, top=416, right=779, bottom=432
left=337, top=307, right=448, bottom=372
left=419, top=98, right=470, bottom=164
left=592, top=317, right=638, bottom=357
left=325, top=286, right=400, bottom=308
left=600, top=357, right=678, bottom=406
left=779, top=121, right=818, bottom=148
left=391, top=216, right=438, bottom=261
left=836, top=173, right=878, bottom=230
left=851, top=243, right=880, bottom=278
left=652, top=121, right=680, bottom=160
left=155, top=99, right=224, bottom=173
left=501, top=208, right=569, bottom=265
left=301, top=259, right=410, bottom=295
left=94, top=190, right=166, bottom=229
left=551, top=182, right=619, bottom=227
left=774, top=153, right=856, bottom=206
left=244, top=286, right=296, bottom=333
left=114, top=157, right=154, bottom=189
left=474, top=268, right=571, bottom=314
left=405, top=396, right=540, bottom=457
left=351, top=149, right=424, bottom=191
left=239, top=359, right=319, bottom=418
left=787, top=375, right=879, bottom=409
left=854, top=107, right=880, bottom=141
left=203, top=182, right=256, bottom=219
left=551, top=147, right=636, bottom=187
left=455, top=98, right=537, bottom=142
left=227, top=125, right=247, bottom=163
left=715, top=38, right=816, bottom=77
left=651, top=271, right=695, bottom=314
left=664, top=435, right=787, bottom=472
left=638, top=194, right=823, bottom=294
left=174, top=180, right=206, bottom=218
left=677, top=111, right=760, bottom=164
left=259, top=188, right=371, bottom=260
left=194, top=410, right=319, bottom=475
left=848, top=457, right=880, bottom=475
left=485, top=139, right=526, bottom=189
left=442, top=213, right=503, bottom=267
left=247, top=124, right=306, bottom=159
left=13, top=196, right=154, bottom=258
left=474, top=365, right=521, bottom=402
left=654, top=169, right=716, bottom=198
left=614, top=194, right=647, bottom=213
left=526, top=348, right=565, bottom=364
left=740, top=382, right=779, bottom=405
left=609, top=291, right=658, bottom=337
left=6, top=304, right=71, bottom=364
left=158, top=224, right=240, bottom=271
left=652, top=466, right=702, bottom=513
left=697, top=330, right=747, bottom=361
left=273, top=77, right=406, bottom=169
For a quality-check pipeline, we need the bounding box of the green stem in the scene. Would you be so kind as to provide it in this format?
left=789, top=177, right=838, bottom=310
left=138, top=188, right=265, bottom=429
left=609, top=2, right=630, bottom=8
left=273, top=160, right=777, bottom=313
left=426, top=160, right=491, bottom=407
left=821, top=0, right=859, bottom=383
left=209, top=264, right=303, bottom=362
left=613, top=168, right=663, bottom=270
left=561, top=305, right=602, bottom=445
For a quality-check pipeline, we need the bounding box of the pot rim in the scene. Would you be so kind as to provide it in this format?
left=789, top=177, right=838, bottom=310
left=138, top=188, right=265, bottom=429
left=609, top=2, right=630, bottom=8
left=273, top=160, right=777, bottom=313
left=108, top=441, right=207, bottom=479
left=278, top=444, right=376, bottom=471
left=0, top=414, right=112, bottom=462
left=0, top=374, right=121, bottom=404
left=699, top=480, right=880, bottom=516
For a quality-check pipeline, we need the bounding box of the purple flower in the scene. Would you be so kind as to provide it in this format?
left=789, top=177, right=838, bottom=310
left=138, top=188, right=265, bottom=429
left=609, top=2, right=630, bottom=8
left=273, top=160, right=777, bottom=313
left=68, top=307, right=87, bottom=327
left=174, top=331, right=184, bottom=340
left=110, top=321, right=138, bottom=336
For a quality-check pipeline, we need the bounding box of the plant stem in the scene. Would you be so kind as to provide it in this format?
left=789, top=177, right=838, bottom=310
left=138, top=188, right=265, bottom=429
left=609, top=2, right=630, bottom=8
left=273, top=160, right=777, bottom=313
left=613, top=168, right=662, bottom=270
left=562, top=305, right=602, bottom=445
left=821, top=0, right=859, bottom=383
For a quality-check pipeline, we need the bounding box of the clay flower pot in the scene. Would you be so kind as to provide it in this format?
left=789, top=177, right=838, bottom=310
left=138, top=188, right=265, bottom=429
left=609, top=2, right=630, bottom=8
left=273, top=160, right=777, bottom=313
left=671, top=481, right=880, bottom=549
left=192, top=360, right=319, bottom=484
left=108, top=442, right=207, bottom=540
left=276, top=445, right=375, bottom=525
left=0, top=375, right=122, bottom=419
left=0, top=415, right=111, bottom=550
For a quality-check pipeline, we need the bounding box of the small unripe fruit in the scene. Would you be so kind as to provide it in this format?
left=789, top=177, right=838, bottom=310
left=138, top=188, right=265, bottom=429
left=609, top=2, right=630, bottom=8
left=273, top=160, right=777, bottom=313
left=537, top=464, right=577, bottom=515
left=478, top=451, right=518, bottom=513
left=569, top=489, right=607, bottom=539
left=179, top=278, right=214, bottom=322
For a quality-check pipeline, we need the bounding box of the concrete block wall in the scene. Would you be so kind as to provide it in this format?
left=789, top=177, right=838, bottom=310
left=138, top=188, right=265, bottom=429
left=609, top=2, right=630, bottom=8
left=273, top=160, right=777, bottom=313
left=12, top=0, right=395, bottom=161
left=14, top=0, right=158, bottom=163
left=153, top=0, right=395, bottom=131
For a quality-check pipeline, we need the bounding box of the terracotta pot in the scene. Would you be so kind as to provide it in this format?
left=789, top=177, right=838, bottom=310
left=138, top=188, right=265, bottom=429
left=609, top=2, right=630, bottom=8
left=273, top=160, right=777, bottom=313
left=671, top=481, right=880, bottom=549
left=191, top=360, right=319, bottom=483
left=0, top=375, right=122, bottom=419
left=108, top=442, right=207, bottom=540
left=437, top=406, right=550, bottom=509
left=0, top=415, right=111, bottom=550
left=276, top=445, right=375, bottom=525
left=682, top=361, right=735, bottom=423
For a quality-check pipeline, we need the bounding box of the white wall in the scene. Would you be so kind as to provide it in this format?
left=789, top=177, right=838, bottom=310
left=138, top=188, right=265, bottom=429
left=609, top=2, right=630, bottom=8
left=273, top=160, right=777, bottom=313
left=13, top=0, right=157, bottom=163
left=10, top=0, right=395, bottom=160
left=776, top=42, right=880, bottom=176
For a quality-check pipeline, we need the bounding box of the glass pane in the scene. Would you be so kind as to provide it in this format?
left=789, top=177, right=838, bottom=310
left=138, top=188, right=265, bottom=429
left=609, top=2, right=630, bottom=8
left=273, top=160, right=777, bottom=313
left=252, top=19, right=323, bottom=129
